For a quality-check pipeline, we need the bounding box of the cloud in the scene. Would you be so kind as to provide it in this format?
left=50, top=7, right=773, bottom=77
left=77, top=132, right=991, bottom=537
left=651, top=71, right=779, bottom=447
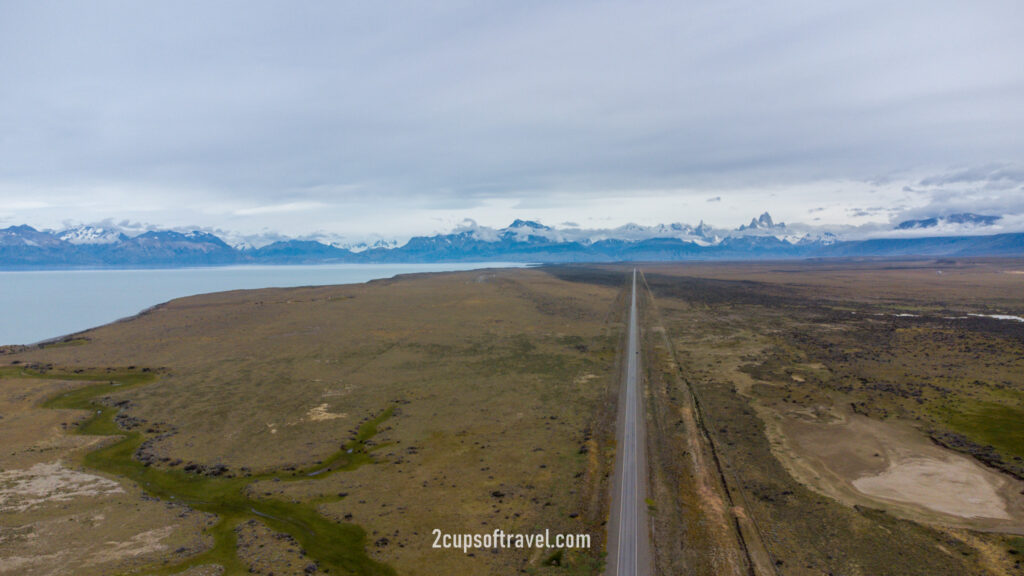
left=918, top=164, right=1024, bottom=191
left=890, top=187, right=1024, bottom=230
left=846, top=206, right=888, bottom=218
left=2, top=200, right=51, bottom=210
left=233, top=202, right=326, bottom=216
left=1, top=2, right=1023, bottom=237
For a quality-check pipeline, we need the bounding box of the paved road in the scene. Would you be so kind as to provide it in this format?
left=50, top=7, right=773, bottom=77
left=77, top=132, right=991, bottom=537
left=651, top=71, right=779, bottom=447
left=607, top=269, right=649, bottom=576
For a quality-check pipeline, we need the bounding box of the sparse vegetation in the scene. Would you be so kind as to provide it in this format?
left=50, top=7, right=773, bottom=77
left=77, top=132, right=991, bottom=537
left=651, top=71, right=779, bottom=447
left=4, top=261, right=1023, bottom=574
left=1, top=268, right=621, bottom=575
left=627, top=259, right=1024, bottom=574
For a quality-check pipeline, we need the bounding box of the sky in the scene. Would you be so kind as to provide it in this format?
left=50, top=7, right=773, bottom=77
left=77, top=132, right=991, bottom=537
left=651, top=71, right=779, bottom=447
left=2, top=1, right=1023, bottom=245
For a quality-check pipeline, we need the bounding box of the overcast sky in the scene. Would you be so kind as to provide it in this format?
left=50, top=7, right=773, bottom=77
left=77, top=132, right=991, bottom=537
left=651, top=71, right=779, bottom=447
left=2, top=1, right=1023, bottom=244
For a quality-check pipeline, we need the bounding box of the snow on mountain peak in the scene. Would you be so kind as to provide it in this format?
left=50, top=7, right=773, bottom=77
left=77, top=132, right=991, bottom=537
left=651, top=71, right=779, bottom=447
left=738, top=212, right=783, bottom=231
left=501, top=219, right=561, bottom=243
left=58, top=225, right=126, bottom=245
left=694, top=220, right=714, bottom=238
left=508, top=219, right=550, bottom=230
left=344, top=239, right=399, bottom=253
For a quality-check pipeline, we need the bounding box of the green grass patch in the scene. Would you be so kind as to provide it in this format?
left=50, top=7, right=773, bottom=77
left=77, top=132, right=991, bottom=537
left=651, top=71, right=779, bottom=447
left=38, top=337, right=90, bottom=349
left=935, top=399, right=1024, bottom=460
left=1, top=364, right=151, bottom=384
left=1008, top=536, right=1024, bottom=556
left=542, top=549, right=564, bottom=566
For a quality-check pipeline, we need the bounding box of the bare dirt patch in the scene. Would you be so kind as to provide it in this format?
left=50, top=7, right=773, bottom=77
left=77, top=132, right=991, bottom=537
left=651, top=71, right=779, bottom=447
left=853, top=457, right=1010, bottom=520
left=0, top=461, right=123, bottom=513
left=0, top=373, right=215, bottom=576
left=305, top=403, right=347, bottom=422
left=766, top=406, right=1024, bottom=532
left=0, top=552, right=66, bottom=575
left=83, top=525, right=174, bottom=566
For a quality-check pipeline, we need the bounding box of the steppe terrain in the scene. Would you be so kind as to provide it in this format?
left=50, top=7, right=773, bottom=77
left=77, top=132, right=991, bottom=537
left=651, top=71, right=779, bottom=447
left=1, top=269, right=623, bottom=575
left=2, top=260, right=1024, bottom=575
left=617, top=259, right=1024, bottom=575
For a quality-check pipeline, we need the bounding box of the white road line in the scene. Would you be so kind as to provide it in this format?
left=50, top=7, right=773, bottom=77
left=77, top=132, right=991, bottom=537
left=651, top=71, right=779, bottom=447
left=611, top=268, right=645, bottom=576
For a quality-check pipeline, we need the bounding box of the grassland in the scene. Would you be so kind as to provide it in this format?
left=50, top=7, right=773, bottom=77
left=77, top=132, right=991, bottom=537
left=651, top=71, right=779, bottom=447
left=620, top=259, right=1024, bottom=575
left=4, top=260, right=1024, bottom=575
left=2, top=365, right=396, bottom=574
left=1, top=268, right=623, bottom=575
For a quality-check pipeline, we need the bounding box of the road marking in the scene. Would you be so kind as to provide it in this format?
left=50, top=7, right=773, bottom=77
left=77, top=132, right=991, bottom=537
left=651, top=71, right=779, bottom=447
left=612, top=268, right=645, bottom=576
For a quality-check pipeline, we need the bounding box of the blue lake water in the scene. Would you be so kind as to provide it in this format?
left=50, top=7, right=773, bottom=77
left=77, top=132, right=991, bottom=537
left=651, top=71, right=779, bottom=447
left=0, top=263, right=524, bottom=345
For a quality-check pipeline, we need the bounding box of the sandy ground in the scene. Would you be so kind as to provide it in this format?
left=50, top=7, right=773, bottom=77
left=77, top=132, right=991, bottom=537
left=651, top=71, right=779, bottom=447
left=0, top=377, right=213, bottom=576
left=0, top=461, right=123, bottom=513
left=82, top=526, right=174, bottom=566
left=761, top=402, right=1024, bottom=532
left=853, top=457, right=1010, bottom=520
left=305, top=402, right=347, bottom=422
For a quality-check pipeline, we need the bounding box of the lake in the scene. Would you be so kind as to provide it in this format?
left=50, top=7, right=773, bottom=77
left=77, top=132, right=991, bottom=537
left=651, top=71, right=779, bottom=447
left=0, top=263, right=524, bottom=345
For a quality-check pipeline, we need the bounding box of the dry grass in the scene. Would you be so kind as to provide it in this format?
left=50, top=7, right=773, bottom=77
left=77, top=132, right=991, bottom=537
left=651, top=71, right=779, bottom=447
left=7, top=259, right=1022, bottom=574
left=627, top=258, right=1024, bottom=575
left=1, top=268, right=621, bottom=575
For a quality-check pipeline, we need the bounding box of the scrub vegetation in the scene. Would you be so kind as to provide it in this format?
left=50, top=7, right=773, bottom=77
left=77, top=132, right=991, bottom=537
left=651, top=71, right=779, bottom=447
left=1, top=269, right=621, bottom=575
left=4, top=261, right=1024, bottom=575
left=558, top=259, right=1024, bottom=575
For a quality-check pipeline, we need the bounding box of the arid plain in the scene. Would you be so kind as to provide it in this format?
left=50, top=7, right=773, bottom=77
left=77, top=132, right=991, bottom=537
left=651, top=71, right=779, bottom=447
left=2, top=261, right=1024, bottom=575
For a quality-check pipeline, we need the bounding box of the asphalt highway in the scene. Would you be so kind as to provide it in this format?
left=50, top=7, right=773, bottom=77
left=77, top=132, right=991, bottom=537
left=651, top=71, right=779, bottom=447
left=607, top=269, right=649, bottom=576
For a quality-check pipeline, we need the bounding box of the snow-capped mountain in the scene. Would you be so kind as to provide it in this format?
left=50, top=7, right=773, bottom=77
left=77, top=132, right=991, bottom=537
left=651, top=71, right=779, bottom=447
left=460, top=218, right=723, bottom=246
left=1, top=211, right=1022, bottom=268
left=0, top=225, right=241, bottom=267
left=693, top=221, right=717, bottom=241
left=343, top=239, right=399, bottom=253
left=737, top=211, right=783, bottom=231
left=797, top=231, right=838, bottom=246
left=0, top=225, right=65, bottom=248
left=501, top=219, right=557, bottom=242
left=57, top=225, right=128, bottom=245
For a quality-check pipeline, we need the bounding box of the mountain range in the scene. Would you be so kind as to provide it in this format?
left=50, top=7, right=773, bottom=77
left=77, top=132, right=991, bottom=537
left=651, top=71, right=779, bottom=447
left=1, top=213, right=1021, bottom=268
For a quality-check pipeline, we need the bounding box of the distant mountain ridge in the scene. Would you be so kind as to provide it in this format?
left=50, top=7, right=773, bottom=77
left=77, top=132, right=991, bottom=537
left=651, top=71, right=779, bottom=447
left=0, top=213, right=1020, bottom=268
left=896, top=213, right=1001, bottom=230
